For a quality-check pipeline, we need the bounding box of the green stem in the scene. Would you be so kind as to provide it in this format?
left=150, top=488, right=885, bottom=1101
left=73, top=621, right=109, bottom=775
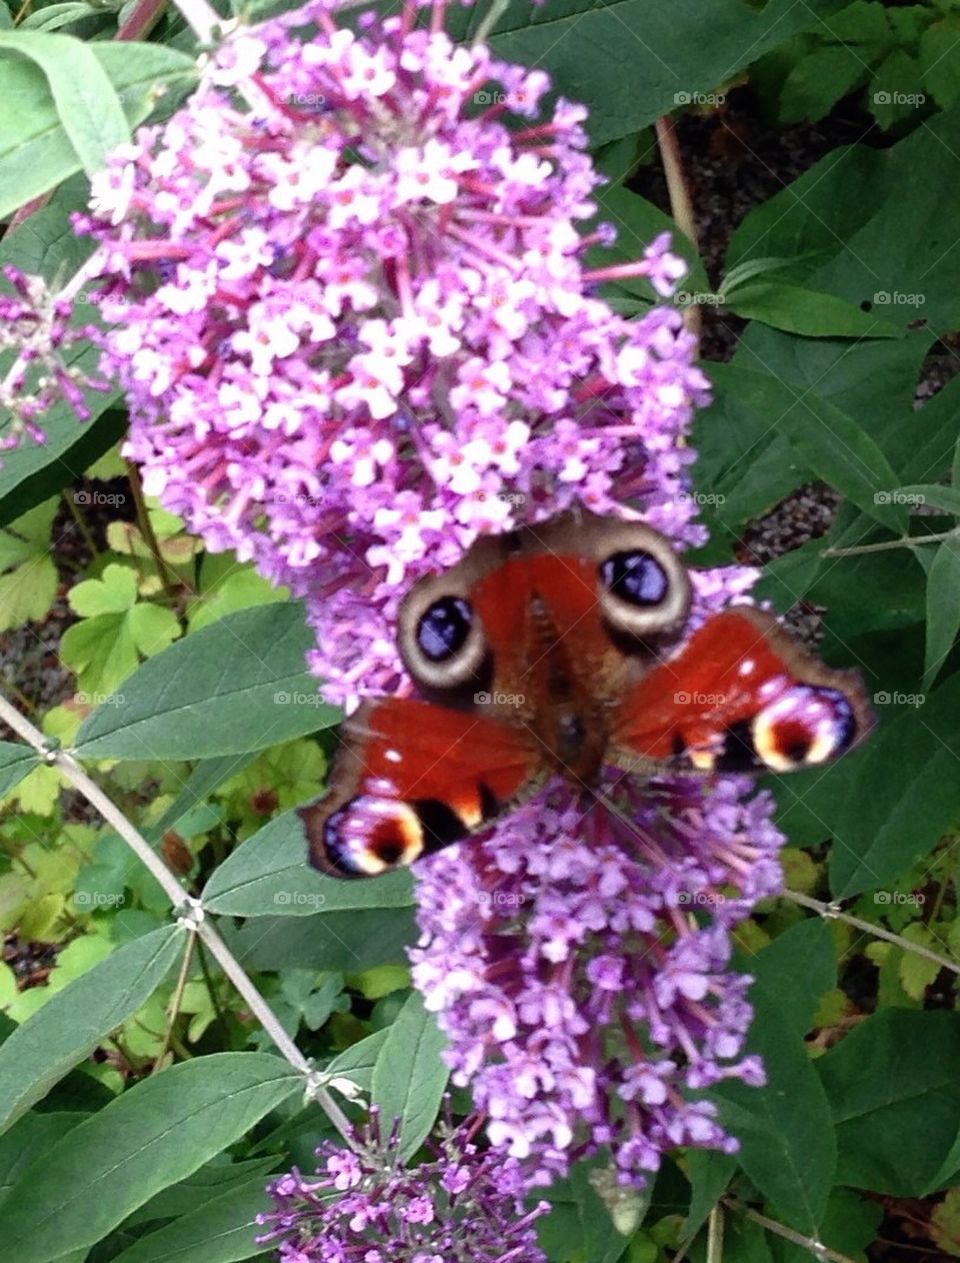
left=62, top=491, right=99, bottom=559
left=822, top=528, right=958, bottom=558
left=472, top=0, right=510, bottom=45
left=784, top=889, right=960, bottom=977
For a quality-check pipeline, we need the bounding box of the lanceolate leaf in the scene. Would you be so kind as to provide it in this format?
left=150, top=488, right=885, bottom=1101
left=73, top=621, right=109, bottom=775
left=371, top=991, right=448, bottom=1161
left=73, top=603, right=339, bottom=761
left=109, top=1176, right=274, bottom=1263
left=923, top=539, right=960, bottom=689
left=0, top=1054, right=300, bottom=1263
left=201, top=810, right=413, bottom=917
left=0, top=925, right=183, bottom=1136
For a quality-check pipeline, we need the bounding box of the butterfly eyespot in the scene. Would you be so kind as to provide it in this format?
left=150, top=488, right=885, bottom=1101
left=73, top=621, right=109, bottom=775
left=417, top=597, right=473, bottom=662
left=596, top=535, right=690, bottom=639
left=599, top=550, right=669, bottom=606
left=752, top=687, right=857, bottom=772
left=399, top=586, right=490, bottom=695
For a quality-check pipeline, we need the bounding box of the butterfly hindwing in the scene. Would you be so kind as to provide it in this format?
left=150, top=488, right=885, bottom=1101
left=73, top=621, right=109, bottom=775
left=299, top=697, right=544, bottom=878
left=610, top=607, right=873, bottom=776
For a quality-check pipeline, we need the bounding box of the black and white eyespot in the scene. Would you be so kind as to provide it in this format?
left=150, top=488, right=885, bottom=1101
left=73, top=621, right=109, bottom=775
left=596, top=525, right=690, bottom=639
left=398, top=584, right=489, bottom=692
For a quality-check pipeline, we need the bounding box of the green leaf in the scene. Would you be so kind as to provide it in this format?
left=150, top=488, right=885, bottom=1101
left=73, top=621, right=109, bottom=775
left=150, top=752, right=260, bottom=837
left=0, top=30, right=129, bottom=175
left=896, top=485, right=960, bottom=515
left=201, top=810, right=414, bottom=917
left=747, top=919, right=835, bottom=1039
left=818, top=1009, right=960, bottom=1195
left=684, top=1150, right=736, bottom=1238
left=323, top=1028, right=390, bottom=1095
left=0, top=498, right=57, bottom=631
left=0, top=42, right=196, bottom=217
left=61, top=564, right=180, bottom=696
left=0, top=1111, right=89, bottom=1211
left=123, top=1157, right=280, bottom=1227
left=223, top=907, right=416, bottom=973
left=781, top=392, right=907, bottom=532
left=0, top=743, right=37, bottom=801
left=73, top=602, right=339, bottom=761
left=868, top=50, right=926, bottom=129
left=370, top=991, right=448, bottom=1160
left=920, top=16, right=960, bottom=109
left=110, top=1175, right=272, bottom=1263
left=716, top=976, right=836, bottom=1233
left=479, top=0, right=846, bottom=143
left=778, top=44, right=867, bottom=123
left=0, top=925, right=182, bottom=1136
left=923, top=539, right=960, bottom=689
left=0, top=1053, right=299, bottom=1263
left=828, top=673, right=960, bottom=898
left=725, top=281, right=902, bottom=339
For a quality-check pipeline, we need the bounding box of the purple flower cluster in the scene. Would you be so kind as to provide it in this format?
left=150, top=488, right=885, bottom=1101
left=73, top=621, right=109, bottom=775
left=0, top=266, right=103, bottom=450
left=256, top=1109, right=548, bottom=1262
left=410, top=770, right=781, bottom=1189
left=75, top=0, right=786, bottom=1200
left=78, top=0, right=708, bottom=709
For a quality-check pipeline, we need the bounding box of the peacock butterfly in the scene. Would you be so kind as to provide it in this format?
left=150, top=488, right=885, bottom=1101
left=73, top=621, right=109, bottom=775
left=299, top=510, right=872, bottom=878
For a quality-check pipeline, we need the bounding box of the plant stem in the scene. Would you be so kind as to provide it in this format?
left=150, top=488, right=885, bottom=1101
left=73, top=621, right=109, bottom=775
left=723, top=1200, right=858, bottom=1263
left=822, top=529, right=958, bottom=558
left=472, top=0, right=510, bottom=44
left=125, top=459, right=179, bottom=608
left=654, top=114, right=701, bottom=348
left=62, top=491, right=100, bottom=559
left=784, top=889, right=960, bottom=978
left=153, top=933, right=196, bottom=1072
left=0, top=690, right=361, bottom=1148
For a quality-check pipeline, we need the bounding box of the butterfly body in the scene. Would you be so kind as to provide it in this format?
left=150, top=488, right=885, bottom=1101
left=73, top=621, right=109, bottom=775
left=301, top=511, right=872, bottom=878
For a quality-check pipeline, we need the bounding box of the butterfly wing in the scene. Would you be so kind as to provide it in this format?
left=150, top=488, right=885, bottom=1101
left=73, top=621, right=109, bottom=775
left=610, top=607, right=873, bottom=776
left=299, top=697, right=545, bottom=878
